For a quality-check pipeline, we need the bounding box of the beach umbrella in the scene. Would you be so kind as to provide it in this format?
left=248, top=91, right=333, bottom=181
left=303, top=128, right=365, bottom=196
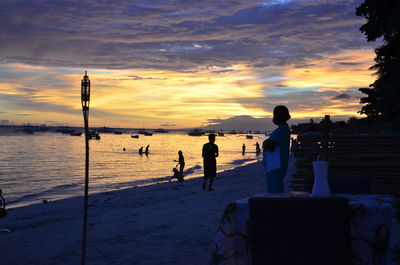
left=81, top=71, right=90, bottom=265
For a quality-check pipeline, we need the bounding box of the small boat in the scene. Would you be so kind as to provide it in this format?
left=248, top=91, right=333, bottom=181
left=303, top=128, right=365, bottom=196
left=246, top=135, right=253, bottom=139
left=89, top=131, right=100, bottom=140
left=143, top=132, right=153, bottom=136
left=154, top=128, right=168, bottom=133
left=70, top=131, right=82, bottom=136
left=131, top=135, right=139, bottom=138
left=138, top=130, right=152, bottom=135
left=97, top=126, right=113, bottom=133
left=188, top=129, right=204, bottom=136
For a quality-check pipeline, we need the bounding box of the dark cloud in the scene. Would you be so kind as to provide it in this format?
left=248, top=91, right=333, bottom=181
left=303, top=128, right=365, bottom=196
left=332, top=93, right=352, bottom=100
left=335, top=62, right=362, bottom=66
left=0, top=0, right=371, bottom=71
left=18, top=87, right=36, bottom=93
left=232, top=88, right=363, bottom=114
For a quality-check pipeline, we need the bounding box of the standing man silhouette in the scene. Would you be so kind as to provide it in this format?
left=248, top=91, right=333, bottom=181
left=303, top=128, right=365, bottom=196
left=255, top=142, right=261, bottom=155
left=202, top=134, right=219, bottom=191
left=242, top=143, right=246, bottom=155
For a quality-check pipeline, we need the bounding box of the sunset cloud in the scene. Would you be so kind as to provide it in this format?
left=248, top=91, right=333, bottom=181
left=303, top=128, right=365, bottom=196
left=0, top=0, right=377, bottom=127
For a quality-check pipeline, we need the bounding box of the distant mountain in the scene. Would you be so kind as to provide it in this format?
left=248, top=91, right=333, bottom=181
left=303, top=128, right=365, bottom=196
left=200, top=115, right=274, bottom=132
left=200, top=115, right=311, bottom=132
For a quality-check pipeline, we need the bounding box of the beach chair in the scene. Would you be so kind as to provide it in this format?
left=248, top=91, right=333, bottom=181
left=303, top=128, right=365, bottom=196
left=249, top=197, right=351, bottom=265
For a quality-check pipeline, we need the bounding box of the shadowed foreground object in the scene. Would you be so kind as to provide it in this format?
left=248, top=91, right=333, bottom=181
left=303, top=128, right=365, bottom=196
left=249, top=197, right=352, bottom=265
left=81, top=71, right=90, bottom=265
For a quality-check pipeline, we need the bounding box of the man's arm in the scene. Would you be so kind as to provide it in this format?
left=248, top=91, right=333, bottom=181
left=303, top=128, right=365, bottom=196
left=263, top=139, right=276, bottom=152
left=215, top=145, right=219, bottom=158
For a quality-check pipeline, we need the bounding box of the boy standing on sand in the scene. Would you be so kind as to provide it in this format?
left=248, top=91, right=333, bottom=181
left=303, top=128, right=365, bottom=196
left=202, top=134, right=219, bottom=191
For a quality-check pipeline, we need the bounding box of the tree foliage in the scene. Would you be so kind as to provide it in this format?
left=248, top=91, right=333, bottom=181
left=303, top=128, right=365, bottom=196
left=356, top=0, right=400, bottom=120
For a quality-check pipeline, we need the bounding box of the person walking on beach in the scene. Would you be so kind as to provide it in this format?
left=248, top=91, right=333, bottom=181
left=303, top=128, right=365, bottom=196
left=174, top=150, right=185, bottom=176
left=145, top=145, right=150, bottom=155
left=255, top=142, right=261, bottom=155
left=242, top=143, right=246, bottom=155
left=138, top=146, right=144, bottom=155
left=202, top=134, right=219, bottom=191
left=262, top=105, right=291, bottom=193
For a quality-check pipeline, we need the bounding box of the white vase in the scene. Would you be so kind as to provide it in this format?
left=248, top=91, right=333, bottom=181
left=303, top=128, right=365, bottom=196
left=311, top=161, right=331, bottom=197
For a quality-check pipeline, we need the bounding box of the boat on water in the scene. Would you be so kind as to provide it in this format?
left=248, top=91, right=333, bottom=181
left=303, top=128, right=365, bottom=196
left=188, top=129, right=204, bottom=136
left=138, top=130, right=151, bottom=134
left=143, top=132, right=153, bottom=136
left=131, top=135, right=139, bottom=138
left=154, top=128, right=168, bottom=133
left=246, top=135, right=253, bottom=139
left=22, top=125, right=49, bottom=134
left=89, top=131, right=100, bottom=140
left=97, top=126, right=114, bottom=133
left=70, top=130, right=82, bottom=136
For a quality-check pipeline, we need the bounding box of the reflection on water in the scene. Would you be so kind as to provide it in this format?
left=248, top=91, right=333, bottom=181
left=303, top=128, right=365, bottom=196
left=0, top=132, right=266, bottom=207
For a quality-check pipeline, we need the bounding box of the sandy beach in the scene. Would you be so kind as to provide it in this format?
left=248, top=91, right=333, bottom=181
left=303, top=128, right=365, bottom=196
left=0, top=159, right=296, bottom=265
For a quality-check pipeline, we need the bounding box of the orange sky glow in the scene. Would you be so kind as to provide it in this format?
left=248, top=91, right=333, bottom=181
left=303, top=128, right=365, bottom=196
left=0, top=48, right=375, bottom=128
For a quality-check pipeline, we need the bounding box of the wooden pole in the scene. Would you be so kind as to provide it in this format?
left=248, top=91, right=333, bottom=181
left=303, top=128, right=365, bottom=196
left=81, top=109, right=89, bottom=265
left=81, top=71, right=90, bottom=265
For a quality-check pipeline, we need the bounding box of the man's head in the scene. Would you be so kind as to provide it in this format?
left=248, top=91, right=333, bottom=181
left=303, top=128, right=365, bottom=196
left=208, top=133, right=216, bottom=143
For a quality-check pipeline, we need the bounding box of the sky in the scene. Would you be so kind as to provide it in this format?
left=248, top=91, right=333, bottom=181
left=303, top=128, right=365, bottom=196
left=0, top=0, right=377, bottom=129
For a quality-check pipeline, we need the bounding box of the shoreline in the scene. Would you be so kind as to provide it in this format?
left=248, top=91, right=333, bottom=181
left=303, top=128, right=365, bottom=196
left=6, top=157, right=261, bottom=209
left=0, top=159, right=296, bottom=265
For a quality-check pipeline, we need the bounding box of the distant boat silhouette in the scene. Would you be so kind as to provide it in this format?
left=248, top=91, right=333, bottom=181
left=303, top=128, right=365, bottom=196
left=131, top=135, right=139, bottom=138
left=138, top=129, right=152, bottom=135
left=97, top=126, right=113, bottom=133
left=246, top=135, right=253, bottom=139
left=22, top=124, right=49, bottom=134
left=88, top=131, right=100, bottom=140
left=154, top=128, right=168, bottom=133
left=188, top=129, right=204, bottom=136
left=70, top=131, right=82, bottom=136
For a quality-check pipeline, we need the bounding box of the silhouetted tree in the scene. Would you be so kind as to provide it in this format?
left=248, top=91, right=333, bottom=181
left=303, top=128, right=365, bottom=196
left=356, top=0, right=400, bottom=120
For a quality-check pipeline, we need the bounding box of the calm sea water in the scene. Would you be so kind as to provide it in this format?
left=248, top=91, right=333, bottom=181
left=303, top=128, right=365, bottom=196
left=0, top=132, right=266, bottom=207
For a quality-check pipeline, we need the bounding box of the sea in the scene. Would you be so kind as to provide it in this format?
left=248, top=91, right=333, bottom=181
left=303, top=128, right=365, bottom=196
left=0, top=130, right=266, bottom=207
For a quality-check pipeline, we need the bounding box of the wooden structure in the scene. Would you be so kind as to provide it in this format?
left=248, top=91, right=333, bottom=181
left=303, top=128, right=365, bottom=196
left=292, top=135, right=400, bottom=195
